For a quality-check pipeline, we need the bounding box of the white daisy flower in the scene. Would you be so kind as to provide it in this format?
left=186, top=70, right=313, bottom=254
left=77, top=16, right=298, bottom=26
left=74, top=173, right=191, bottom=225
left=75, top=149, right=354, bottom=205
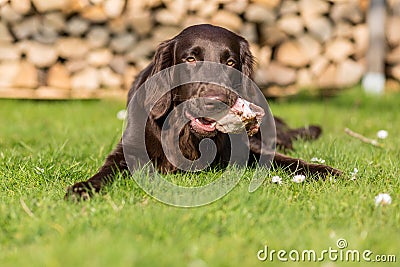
left=377, top=130, right=388, bottom=139
left=34, top=166, right=44, bottom=175
left=375, top=193, right=392, bottom=206
left=350, top=168, right=358, bottom=181
left=116, top=109, right=127, bottom=120
left=292, top=174, right=305, bottom=183
left=271, top=175, right=282, bottom=185
left=311, top=157, right=326, bottom=164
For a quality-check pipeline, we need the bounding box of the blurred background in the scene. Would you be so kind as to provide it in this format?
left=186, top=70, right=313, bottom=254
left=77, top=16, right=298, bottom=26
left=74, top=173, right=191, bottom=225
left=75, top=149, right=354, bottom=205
left=0, top=0, right=399, bottom=99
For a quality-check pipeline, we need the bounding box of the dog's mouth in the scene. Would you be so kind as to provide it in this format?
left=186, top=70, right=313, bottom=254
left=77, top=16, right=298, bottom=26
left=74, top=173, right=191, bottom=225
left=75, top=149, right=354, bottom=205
left=185, top=97, right=265, bottom=137
left=185, top=112, right=218, bottom=135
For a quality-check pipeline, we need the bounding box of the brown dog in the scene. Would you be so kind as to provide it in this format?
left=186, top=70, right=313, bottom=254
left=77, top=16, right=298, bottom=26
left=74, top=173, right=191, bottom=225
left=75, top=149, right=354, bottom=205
left=65, top=24, right=341, bottom=200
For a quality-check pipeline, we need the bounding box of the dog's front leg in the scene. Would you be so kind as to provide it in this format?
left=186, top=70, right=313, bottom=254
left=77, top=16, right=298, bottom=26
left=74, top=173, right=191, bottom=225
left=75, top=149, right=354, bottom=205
left=249, top=137, right=342, bottom=177
left=272, top=152, right=342, bottom=177
left=65, top=141, right=128, bottom=200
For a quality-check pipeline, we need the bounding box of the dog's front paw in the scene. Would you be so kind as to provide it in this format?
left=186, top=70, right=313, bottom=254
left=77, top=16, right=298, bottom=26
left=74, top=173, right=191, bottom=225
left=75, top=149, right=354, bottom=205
left=64, top=182, right=94, bottom=201
left=307, top=163, right=343, bottom=177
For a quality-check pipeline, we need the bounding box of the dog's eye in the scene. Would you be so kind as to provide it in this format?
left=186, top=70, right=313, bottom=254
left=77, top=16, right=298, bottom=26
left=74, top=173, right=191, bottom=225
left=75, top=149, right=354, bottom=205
left=226, top=59, right=236, bottom=66
left=186, top=57, right=196, bottom=63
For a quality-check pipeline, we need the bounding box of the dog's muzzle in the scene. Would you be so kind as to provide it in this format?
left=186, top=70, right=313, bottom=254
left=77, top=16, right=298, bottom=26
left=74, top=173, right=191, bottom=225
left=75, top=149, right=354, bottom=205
left=186, top=97, right=265, bottom=136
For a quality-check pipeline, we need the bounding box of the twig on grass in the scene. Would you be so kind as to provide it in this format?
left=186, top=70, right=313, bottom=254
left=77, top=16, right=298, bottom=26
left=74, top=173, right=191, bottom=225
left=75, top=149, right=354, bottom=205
left=105, top=195, right=125, bottom=211
left=20, top=198, right=35, bottom=218
left=344, top=128, right=383, bottom=148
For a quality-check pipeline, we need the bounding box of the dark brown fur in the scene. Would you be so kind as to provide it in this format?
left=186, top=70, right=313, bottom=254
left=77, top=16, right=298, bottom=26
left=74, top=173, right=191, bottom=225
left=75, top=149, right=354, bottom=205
left=65, top=25, right=341, bottom=200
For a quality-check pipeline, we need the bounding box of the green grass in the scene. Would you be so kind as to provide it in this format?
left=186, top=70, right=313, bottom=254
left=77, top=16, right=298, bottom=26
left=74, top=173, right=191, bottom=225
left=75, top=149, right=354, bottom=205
left=0, top=87, right=399, bottom=266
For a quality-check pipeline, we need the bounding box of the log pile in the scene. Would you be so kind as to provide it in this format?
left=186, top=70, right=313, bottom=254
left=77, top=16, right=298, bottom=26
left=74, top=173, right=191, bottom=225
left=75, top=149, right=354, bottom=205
left=0, top=0, right=399, bottom=99
left=387, top=0, right=400, bottom=91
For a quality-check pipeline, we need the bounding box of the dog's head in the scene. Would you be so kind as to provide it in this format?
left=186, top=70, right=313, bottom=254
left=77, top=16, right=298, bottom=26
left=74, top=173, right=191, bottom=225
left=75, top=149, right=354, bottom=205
left=144, top=24, right=263, bottom=138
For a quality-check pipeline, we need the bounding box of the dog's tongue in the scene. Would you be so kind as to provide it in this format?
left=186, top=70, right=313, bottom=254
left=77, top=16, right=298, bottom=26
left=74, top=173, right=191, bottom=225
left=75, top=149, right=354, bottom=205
left=215, top=98, right=264, bottom=136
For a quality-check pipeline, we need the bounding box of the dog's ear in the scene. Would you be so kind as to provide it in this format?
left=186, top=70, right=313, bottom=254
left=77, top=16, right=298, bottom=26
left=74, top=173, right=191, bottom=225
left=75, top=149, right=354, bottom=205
left=239, top=38, right=255, bottom=79
left=238, top=38, right=256, bottom=101
left=151, top=39, right=176, bottom=75
left=146, top=39, right=176, bottom=119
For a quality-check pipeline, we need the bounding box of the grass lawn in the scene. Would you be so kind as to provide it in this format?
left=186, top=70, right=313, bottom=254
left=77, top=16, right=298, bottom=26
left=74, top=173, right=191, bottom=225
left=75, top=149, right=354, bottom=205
left=0, top=87, right=399, bottom=266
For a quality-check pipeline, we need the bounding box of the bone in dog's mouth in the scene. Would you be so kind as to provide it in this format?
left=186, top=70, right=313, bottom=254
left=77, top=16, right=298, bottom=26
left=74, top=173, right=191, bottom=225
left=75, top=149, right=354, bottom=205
left=185, top=97, right=265, bottom=136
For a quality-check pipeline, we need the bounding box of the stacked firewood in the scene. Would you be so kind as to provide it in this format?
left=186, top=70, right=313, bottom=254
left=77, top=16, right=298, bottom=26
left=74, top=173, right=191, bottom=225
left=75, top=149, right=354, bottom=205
left=0, top=0, right=398, bottom=99
left=387, top=0, right=400, bottom=90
